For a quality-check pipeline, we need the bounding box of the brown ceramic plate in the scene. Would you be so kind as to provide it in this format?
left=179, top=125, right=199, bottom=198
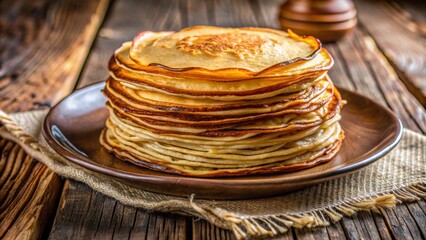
left=43, top=82, right=403, bottom=200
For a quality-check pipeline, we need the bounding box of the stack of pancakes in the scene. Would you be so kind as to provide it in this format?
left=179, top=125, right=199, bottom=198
left=100, top=26, right=344, bottom=177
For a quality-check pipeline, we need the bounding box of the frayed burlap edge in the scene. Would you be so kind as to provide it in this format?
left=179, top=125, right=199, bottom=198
left=0, top=110, right=424, bottom=240
left=188, top=186, right=426, bottom=239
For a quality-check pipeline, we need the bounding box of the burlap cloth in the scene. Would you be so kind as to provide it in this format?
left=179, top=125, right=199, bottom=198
left=0, top=110, right=425, bottom=239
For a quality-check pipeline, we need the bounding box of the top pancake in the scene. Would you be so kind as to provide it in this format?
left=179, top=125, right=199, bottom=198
left=120, top=26, right=332, bottom=80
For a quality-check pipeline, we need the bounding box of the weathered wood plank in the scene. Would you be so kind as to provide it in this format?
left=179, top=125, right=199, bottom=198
left=192, top=220, right=236, bottom=240
left=0, top=0, right=110, bottom=239
left=0, top=139, right=62, bottom=240
left=338, top=211, right=384, bottom=240
left=371, top=210, right=393, bottom=239
left=380, top=207, right=415, bottom=240
left=356, top=211, right=382, bottom=240
left=340, top=217, right=361, bottom=240
left=326, top=222, right=346, bottom=240
left=355, top=0, right=426, bottom=107
left=0, top=0, right=110, bottom=112
left=406, top=202, right=426, bottom=239
left=48, top=180, right=187, bottom=240
left=394, top=204, right=424, bottom=239
left=295, top=226, right=329, bottom=240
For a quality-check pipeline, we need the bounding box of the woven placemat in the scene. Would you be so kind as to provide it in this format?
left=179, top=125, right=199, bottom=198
left=0, top=109, right=425, bottom=239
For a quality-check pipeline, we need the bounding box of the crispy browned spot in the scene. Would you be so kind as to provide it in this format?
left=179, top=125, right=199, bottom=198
left=175, top=33, right=270, bottom=60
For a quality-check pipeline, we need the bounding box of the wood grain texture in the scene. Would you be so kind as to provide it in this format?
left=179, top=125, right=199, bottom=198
left=406, top=202, right=426, bottom=238
left=0, top=138, right=62, bottom=240
left=192, top=220, right=236, bottom=240
left=355, top=0, right=426, bottom=107
left=48, top=181, right=187, bottom=240
left=0, top=0, right=110, bottom=112
left=0, top=0, right=110, bottom=239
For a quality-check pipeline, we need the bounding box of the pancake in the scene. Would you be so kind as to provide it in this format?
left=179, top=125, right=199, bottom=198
left=130, top=27, right=317, bottom=71
left=99, top=26, right=345, bottom=177
left=104, top=78, right=333, bottom=122
left=104, top=76, right=330, bottom=112
left=100, top=124, right=343, bottom=176
left=106, top=90, right=341, bottom=136
left=105, top=87, right=335, bottom=131
left=123, top=26, right=332, bottom=80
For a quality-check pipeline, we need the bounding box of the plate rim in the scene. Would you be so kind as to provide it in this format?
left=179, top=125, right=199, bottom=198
left=42, top=82, right=403, bottom=186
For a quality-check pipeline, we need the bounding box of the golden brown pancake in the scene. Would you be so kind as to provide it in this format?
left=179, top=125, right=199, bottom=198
left=121, top=26, right=332, bottom=80
left=104, top=77, right=330, bottom=113
left=104, top=79, right=333, bottom=124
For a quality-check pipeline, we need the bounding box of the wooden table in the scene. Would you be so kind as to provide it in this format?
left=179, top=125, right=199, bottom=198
left=1, top=0, right=425, bottom=239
